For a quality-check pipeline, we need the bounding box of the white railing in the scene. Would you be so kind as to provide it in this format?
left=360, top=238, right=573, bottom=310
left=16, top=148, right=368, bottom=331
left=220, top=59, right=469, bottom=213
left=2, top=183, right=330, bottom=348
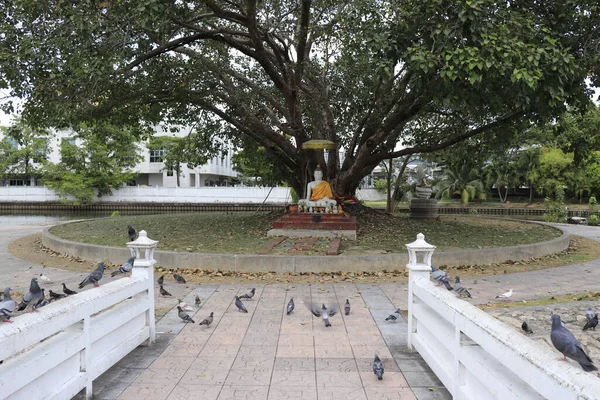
left=0, top=186, right=385, bottom=203
left=406, top=234, right=600, bottom=400
left=0, top=231, right=157, bottom=400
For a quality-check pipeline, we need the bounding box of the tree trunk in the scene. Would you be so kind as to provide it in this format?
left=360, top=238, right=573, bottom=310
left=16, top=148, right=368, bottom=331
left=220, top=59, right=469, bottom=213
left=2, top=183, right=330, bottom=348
left=390, top=156, right=411, bottom=213
left=386, top=158, right=393, bottom=213
left=529, top=183, right=533, bottom=204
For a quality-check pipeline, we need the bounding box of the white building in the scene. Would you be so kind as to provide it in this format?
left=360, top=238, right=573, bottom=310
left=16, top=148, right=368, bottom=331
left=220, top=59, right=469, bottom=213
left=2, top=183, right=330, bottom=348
left=3, top=125, right=238, bottom=188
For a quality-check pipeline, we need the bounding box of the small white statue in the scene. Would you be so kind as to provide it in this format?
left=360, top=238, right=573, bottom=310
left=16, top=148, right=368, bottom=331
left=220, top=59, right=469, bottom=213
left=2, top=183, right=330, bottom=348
left=298, top=166, right=338, bottom=213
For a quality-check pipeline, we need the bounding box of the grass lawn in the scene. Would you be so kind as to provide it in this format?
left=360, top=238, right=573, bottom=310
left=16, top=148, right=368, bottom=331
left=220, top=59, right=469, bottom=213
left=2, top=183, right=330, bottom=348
left=49, top=211, right=562, bottom=255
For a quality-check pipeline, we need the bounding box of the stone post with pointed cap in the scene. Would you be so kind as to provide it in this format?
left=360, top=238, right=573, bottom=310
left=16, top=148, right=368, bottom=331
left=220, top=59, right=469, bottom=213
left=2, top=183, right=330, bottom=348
left=127, top=230, right=158, bottom=344
left=405, top=233, right=436, bottom=351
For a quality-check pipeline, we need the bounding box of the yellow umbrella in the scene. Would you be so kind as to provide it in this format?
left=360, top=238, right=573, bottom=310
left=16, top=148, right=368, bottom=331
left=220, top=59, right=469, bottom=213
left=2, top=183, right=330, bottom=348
left=301, top=139, right=336, bottom=150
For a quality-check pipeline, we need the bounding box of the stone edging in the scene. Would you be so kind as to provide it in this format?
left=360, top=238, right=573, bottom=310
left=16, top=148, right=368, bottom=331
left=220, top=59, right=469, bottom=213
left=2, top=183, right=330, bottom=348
left=41, top=221, right=570, bottom=273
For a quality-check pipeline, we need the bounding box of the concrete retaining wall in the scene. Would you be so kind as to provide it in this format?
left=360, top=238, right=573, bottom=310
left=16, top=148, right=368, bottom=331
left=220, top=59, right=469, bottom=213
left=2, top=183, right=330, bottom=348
left=42, top=223, right=570, bottom=273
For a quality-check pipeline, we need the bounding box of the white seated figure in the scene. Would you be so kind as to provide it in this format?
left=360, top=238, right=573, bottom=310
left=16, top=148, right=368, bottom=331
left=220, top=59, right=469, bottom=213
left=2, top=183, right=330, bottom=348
left=298, top=166, right=338, bottom=213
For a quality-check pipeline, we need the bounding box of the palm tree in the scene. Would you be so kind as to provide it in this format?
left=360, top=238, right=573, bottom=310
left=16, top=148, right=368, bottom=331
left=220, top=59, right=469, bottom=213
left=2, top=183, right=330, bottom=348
left=435, top=165, right=486, bottom=205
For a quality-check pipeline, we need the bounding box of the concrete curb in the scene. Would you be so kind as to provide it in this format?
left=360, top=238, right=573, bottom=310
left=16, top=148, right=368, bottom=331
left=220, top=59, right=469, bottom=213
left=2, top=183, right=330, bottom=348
left=41, top=222, right=570, bottom=273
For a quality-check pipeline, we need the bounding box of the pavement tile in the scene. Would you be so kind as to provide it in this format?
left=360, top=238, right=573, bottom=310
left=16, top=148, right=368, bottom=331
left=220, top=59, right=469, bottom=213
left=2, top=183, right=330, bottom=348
left=225, top=369, right=273, bottom=386
left=273, top=357, right=315, bottom=371
left=133, top=367, right=187, bottom=384
left=190, top=356, right=236, bottom=371
left=278, top=333, right=314, bottom=346
left=315, top=358, right=358, bottom=372
left=276, top=345, right=314, bottom=358
left=317, top=370, right=363, bottom=388
left=314, top=345, right=354, bottom=358
left=180, top=368, right=229, bottom=385
left=237, top=344, right=278, bottom=358
left=359, top=371, right=408, bottom=388
left=271, top=370, right=317, bottom=387
left=231, top=356, right=275, bottom=371
left=364, top=387, right=417, bottom=400
left=317, top=386, right=368, bottom=400
left=166, top=385, right=222, bottom=400
left=267, top=386, right=318, bottom=400
left=411, top=387, right=452, bottom=400
left=117, top=383, right=176, bottom=400
left=149, top=356, right=196, bottom=370
left=218, top=385, right=269, bottom=400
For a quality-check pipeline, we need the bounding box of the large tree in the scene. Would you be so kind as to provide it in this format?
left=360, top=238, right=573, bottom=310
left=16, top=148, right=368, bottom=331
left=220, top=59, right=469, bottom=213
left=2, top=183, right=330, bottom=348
left=1, top=0, right=598, bottom=197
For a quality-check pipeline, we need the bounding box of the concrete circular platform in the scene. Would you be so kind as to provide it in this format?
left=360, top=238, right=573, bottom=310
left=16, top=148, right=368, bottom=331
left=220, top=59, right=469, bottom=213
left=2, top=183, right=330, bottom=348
left=41, top=222, right=570, bottom=273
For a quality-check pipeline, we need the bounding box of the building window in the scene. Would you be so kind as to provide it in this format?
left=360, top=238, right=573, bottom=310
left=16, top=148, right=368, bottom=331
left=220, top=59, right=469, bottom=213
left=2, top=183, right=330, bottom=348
left=5, top=137, right=18, bottom=150
left=9, top=179, right=25, bottom=186
left=149, top=149, right=165, bottom=163
left=166, top=170, right=174, bottom=177
left=61, top=137, right=76, bottom=146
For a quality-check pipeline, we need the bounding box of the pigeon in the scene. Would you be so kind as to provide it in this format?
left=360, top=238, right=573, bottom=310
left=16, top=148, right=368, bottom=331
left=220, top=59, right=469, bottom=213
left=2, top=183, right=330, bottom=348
left=583, top=315, right=598, bottom=331
left=308, top=302, right=338, bottom=327
left=62, top=283, right=78, bottom=296
left=551, top=314, right=597, bottom=371
left=0, top=287, right=16, bottom=322
left=49, top=289, right=66, bottom=300
left=373, top=355, right=385, bottom=380
left=586, top=307, right=594, bottom=321
left=18, top=278, right=44, bottom=312
left=111, top=256, right=135, bottom=277
left=177, top=306, right=195, bottom=323
left=127, top=225, right=137, bottom=242
left=178, top=298, right=193, bottom=311
left=239, top=287, right=256, bottom=300
left=385, top=308, right=402, bottom=322
left=431, top=265, right=453, bottom=291
left=344, top=299, right=351, bottom=316
left=199, top=312, right=214, bottom=327
left=495, top=289, right=513, bottom=301
left=234, top=296, right=248, bottom=313
left=33, top=289, right=46, bottom=309
left=195, top=294, right=201, bottom=307
left=173, top=274, right=186, bottom=284
left=454, top=276, right=472, bottom=298
left=39, top=273, right=52, bottom=284
left=79, top=262, right=106, bottom=289
left=159, top=285, right=172, bottom=297
left=287, top=298, right=295, bottom=315
left=521, top=321, right=533, bottom=334
left=157, top=275, right=164, bottom=285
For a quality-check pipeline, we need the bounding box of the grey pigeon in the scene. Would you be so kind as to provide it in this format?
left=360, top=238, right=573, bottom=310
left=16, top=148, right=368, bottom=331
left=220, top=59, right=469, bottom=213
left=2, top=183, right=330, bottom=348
left=287, top=298, right=295, bottom=315
left=583, top=315, right=598, bottom=331
left=199, top=312, right=214, bottom=327
left=235, top=296, right=248, bottom=313
left=385, top=308, right=402, bottom=322
left=127, top=225, right=137, bottom=242
left=521, top=321, right=533, bottom=334
left=173, top=274, right=186, bottom=284
left=551, top=314, right=597, bottom=371
left=344, top=299, right=351, bottom=316
left=49, top=289, right=66, bottom=300
left=0, top=287, right=16, bottom=322
left=239, top=288, right=256, bottom=300
left=308, top=302, right=338, bottom=327
left=62, top=283, right=77, bottom=295
left=33, top=289, right=46, bottom=309
left=157, top=275, right=164, bottom=285
left=111, top=256, right=135, bottom=277
left=586, top=307, right=594, bottom=321
left=18, top=278, right=44, bottom=312
left=79, top=262, right=106, bottom=288
left=431, top=266, right=453, bottom=291
left=177, top=306, right=195, bottom=323
left=159, top=285, right=172, bottom=297
left=195, top=294, right=201, bottom=307
left=373, top=355, right=385, bottom=380
left=454, top=276, right=472, bottom=298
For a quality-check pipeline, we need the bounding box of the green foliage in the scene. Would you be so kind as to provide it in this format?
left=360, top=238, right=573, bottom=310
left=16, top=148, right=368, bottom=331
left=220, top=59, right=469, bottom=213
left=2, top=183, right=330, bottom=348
left=41, top=123, right=142, bottom=205
left=0, top=118, right=51, bottom=183
left=374, top=179, right=388, bottom=194
left=232, top=140, right=288, bottom=187
left=543, top=194, right=567, bottom=223
left=588, top=214, right=599, bottom=226
left=289, top=188, right=299, bottom=204
left=2, top=0, right=598, bottom=196
left=436, top=165, right=486, bottom=205
left=110, top=211, right=121, bottom=217
left=531, top=147, right=573, bottom=199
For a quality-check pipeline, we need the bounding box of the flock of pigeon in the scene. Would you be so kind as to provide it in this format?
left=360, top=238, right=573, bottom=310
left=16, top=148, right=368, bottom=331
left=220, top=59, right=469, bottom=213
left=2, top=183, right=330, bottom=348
left=0, top=256, right=136, bottom=322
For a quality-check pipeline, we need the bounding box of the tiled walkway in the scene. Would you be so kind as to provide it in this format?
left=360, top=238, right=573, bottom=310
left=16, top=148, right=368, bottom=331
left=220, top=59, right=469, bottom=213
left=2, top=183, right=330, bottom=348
left=87, top=283, right=449, bottom=400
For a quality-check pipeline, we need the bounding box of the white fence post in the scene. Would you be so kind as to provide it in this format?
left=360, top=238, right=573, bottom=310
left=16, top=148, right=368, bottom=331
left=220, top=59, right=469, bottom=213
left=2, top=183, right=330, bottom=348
left=127, top=230, right=158, bottom=345
left=405, top=233, right=436, bottom=352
